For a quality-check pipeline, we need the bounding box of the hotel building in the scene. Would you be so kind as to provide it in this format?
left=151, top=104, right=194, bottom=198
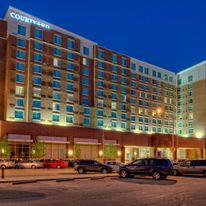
left=0, top=6, right=205, bottom=161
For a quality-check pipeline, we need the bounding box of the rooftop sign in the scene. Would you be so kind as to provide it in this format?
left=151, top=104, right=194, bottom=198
left=10, top=12, right=50, bottom=29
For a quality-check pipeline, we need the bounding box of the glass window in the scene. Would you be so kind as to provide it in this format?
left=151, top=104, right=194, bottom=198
left=53, top=70, right=61, bottom=78
left=97, top=90, right=104, bottom=97
left=32, top=99, right=41, bottom=108
left=97, top=119, right=103, bottom=126
left=67, top=94, right=74, bottom=102
left=98, top=71, right=104, bottom=78
left=18, top=25, right=26, bottom=36
left=33, top=87, right=41, bottom=97
left=34, top=53, right=42, bottom=62
left=82, top=78, right=89, bottom=86
left=34, top=28, right=43, bottom=39
left=111, top=93, right=117, bottom=100
left=66, top=115, right=73, bottom=123
left=34, top=41, right=43, bottom=51
left=82, top=57, right=89, bottom=66
left=32, top=112, right=41, bottom=120
left=52, top=114, right=60, bottom=122
left=111, top=83, right=118, bottom=91
left=188, top=75, right=193, bottom=82
left=121, top=68, right=127, bottom=75
left=152, top=70, right=156, bottom=77
left=98, top=49, right=104, bottom=58
left=121, top=57, right=126, bottom=66
left=82, top=68, right=89, bottom=76
left=98, top=61, right=104, bottom=68
left=16, top=98, right=24, bottom=107
left=16, top=74, right=24, bottom=83
left=111, top=121, right=117, bottom=128
left=82, top=97, right=89, bottom=105
left=53, top=58, right=61, bottom=67
left=112, top=54, right=117, bottom=63
left=139, top=66, right=143, bottom=73
left=16, top=62, right=25, bottom=71
left=16, top=50, right=26, bottom=59
left=67, top=83, right=74, bottom=92
left=112, top=74, right=117, bottom=82
left=121, top=113, right=126, bottom=120
left=144, top=67, right=149, bottom=74
left=52, top=80, right=61, bottom=89
left=16, top=86, right=24, bottom=96
left=112, top=65, right=117, bottom=73
left=67, top=52, right=75, bottom=59
left=131, top=63, right=136, bottom=70
left=17, top=39, right=26, bottom=48
left=83, top=47, right=89, bottom=56
left=54, top=48, right=61, bottom=56
left=97, top=109, right=103, bottom=116
left=83, top=117, right=90, bottom=126
left=67, top=62, right=75, bottom=71
left=121, top=122, right=126, bottom=129
left=82, top=87, right=89, bottom=96
left=33, top=76, right=42, bottom=85
left=53, top=102, right=60, bottom=111
left=53, top=92, right=61, bottom=100
left=15, top=110, right=24, bottom=119
left=33, top=64, right=42, bottom=74
left=66, top=105, right=73, bottom=113
left=111, top=111, right=117, bottom=118
left=157, top=72, right=161, bottom=79
left=54, top=35, right=62, bottom=45
left=67, top=73, right=74, bottom=81
left=84, top=107, right=90, bottom=115
left=67, top=39, right=75, bottom=49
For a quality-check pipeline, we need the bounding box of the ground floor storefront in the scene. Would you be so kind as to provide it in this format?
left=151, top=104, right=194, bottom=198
left=0, top=121, right=206, bottom=162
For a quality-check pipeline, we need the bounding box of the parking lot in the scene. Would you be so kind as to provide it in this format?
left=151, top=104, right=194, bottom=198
left=0, top=172, right=206, bottom=206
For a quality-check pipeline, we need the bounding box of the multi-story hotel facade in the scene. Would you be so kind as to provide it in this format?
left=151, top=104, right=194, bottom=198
left=0, top=7, right=205, bottom=162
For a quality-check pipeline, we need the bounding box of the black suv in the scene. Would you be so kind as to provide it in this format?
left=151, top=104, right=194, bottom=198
left=74, top=160, right=113, bottom=174
left=119, top=158, right=172, bottom=180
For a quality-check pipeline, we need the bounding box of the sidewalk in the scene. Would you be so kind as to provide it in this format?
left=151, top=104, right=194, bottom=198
left=0, top=168, right=117, bottom=183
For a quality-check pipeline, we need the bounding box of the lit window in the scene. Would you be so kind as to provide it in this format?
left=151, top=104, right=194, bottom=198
left=53, top=58, right=61, bottom=67
left=82, top=57, right=89, bottom=66
left=111, top=102, right=117, bottom=110
left=33, top=87, right=41, bottom=97
left=16, top=86, right=24, bottom=96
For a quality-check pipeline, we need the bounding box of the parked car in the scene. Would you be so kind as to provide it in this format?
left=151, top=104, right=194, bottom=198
left=172, top=160, right=206, bottom=176
left=64, top=159, right=75, bottom=167
left=15, top=160, right=43, bottom=169
left=105, top=161, right=124, bottom=172
left=119, top=158, right=172, bottom=180
left=0, top=159, right=15, bottom=169
left=74, top=160, right=113, bottom=174
left=43, top=159, right=68, bottom=169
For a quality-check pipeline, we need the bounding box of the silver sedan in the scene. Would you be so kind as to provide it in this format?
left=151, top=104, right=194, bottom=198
left=15, top=160, right=43, bottom=169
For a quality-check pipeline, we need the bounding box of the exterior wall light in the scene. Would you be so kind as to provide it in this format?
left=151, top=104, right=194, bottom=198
left=117, top=151, right=121, bottom=156
left=99, top=150, right=103, bottom=156
left=68, top=150, right=73, bottom=156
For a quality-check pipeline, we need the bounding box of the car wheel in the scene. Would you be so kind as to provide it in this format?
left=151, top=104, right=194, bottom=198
left=1, top=165, right=6, bottom=169
left=161, top=175, right=167, bottom=180
left=119, top=170, right=128, bottom=178
left=203, top=170, right=206, bottom=177
left=31, top=165, right=36, bottom=169
left=152, top=171, right=162, bottom=180
left=15, top=165, right=19, bottom=169
left=102, top=168, right=108, bottom=174
left=172, top=169, right=179, bottom=176
left=56, top=165, right=61, bottom=169
left=78, top=167, right=85, bottom=174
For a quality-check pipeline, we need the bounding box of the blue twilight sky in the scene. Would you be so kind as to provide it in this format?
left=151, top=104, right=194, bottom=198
left=0, top=0, right=206, bottom=73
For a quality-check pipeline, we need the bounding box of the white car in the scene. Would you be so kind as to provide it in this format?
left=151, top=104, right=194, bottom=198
left=105, top=161, right=124, bottom=172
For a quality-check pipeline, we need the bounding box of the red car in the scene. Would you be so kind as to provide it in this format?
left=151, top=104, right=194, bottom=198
left=43, top=159, right=68, bottom=169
